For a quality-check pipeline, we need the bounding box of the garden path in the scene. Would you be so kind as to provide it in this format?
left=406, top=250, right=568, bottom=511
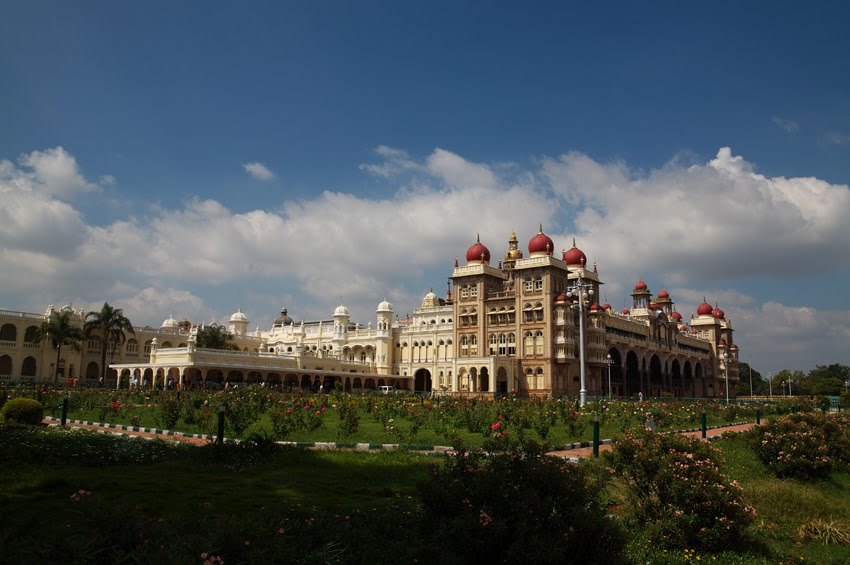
left=42, top=418, right=758, bottom=456
left=547, top=422, right=758, bottom=459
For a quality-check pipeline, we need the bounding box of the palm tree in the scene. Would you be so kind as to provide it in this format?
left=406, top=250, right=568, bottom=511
left=35, top=310, right=83, bottom=384
left=84, top=302, right=135, bottom=385
left=196, top=323, right=238, bottom=350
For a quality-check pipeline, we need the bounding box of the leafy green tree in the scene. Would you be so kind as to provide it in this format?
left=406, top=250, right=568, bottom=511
left=735, top=362, right=764, bottom=396
left=34, top=310, right=83, bottom=384
left=806, top=364, right=850, bottom=396
left=772, top=369, right=806, bottom=396
left=84, top=302, right=135, bottom=385
left=195, top=323, right=238, bottom=350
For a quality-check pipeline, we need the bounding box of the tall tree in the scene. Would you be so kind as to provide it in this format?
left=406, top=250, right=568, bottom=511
left=35, top=310, right=83, bottom=384
left=195, top=323, right=238, bottom=350
left=84, top=302, right=135, bottom=385
left=734, top=362, right=763, bottom=396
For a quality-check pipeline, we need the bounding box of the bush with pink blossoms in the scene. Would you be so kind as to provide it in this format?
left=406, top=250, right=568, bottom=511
left=748, top=412, right=848, bottom=479
left=606, top=429, right=754, bottom=551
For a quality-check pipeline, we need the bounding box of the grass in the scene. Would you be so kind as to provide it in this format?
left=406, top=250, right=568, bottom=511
left=2, top=396, right=846, bottom=564
left=715, top=433, right=850, bottom=564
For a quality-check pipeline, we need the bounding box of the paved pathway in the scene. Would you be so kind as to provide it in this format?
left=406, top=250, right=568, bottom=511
left=547, top=422, right=758, bottom=459
left=44, top=417, right=759, bottom=457
left=44, top=418, right=213, bottom=446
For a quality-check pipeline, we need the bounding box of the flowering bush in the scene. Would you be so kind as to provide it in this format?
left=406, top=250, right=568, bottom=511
left=336, top=400, right=359, bottom=438
left=155, top=393, right=183, bottom=429
left=748, top=412, right=843, bottom=479
left=606, top=429, right=754, bottom=551
left=417, top=443, right=625, bottom=563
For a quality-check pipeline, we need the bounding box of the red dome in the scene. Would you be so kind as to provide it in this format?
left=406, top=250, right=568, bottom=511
left=649, top=302, right=659, bottom=310
left=634, top=279, right=648, bottom=291
left=717, top=339, right=727, bottom=347
left=589, top=303, right=599, bottom=311
left=465, top=235, right=490, bottom=264
left=621, top=308, right=630, bottom=315
left=528, top=225, right=554, bottom=255
left=729, top=344, right=738, bottom=350
left=657, top=289, right=669, bottom=299
left=697, top=301, right=713, bottom=316
left=712, top=307, right=725, bottom=320
left=602, top=302, right=611, bottom=310
left=562, top=239, right=587, bottom=265
left=671, top=311, right=683, bottom=322
left=555, top=294, right=567, bottom=302
left=679, top=325, right=688, bottom=332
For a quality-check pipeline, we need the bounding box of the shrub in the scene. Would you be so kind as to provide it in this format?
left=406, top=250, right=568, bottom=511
left=336, top=400, right=360, bottom=438
left=154, top=393, right=183, bottom=430
left=748, top=412, right=833, bottom=480
left=417, top=443, right=626, bottom=563
left=1, top=397, right=44, bottom=425
left=606, top=428, right=754, bottom=551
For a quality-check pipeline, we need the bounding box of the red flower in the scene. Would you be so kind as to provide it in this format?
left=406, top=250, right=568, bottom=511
left=491, top=422, right=501, bottom=430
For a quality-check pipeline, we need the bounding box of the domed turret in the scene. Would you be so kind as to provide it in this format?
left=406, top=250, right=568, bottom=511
left=421, top=288, right=440, bottom=308
left=161, top=315, right=179, bottom=330
left=503, top=230, right=523, bottom=262
left=671, top=311, right=683, bottom=322
left=634, top=280, right=648, bottom=291
left=528, top=224, right=554, bottom=256
left=334, top=304, right=350, bottom=317
left=229, top=309, right=249, bottom=323
left=377, top=299, right=393, bottom=313
left=697, top=300, right=714, bottom=316
left=562, top=238, right=587, bottom=265
left=229, top=309, right=250, bottom=337
left=466, top=234, right=490, bottom=264
left=621, top=308, right=631, bottom=315
left=273, top=307, right=294, bottom=328
left=712, top=306, right=726, bottom=320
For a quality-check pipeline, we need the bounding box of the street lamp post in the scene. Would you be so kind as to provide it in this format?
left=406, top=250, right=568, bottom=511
left=566, top=268, right=594, bottom=407
left=723, top=352, right=730, bottom=404
left=748, top=360, right=753, bottom=398
left=605, top=353, right=614, bottom=401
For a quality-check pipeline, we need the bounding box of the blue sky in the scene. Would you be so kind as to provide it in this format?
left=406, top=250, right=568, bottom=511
left=1, top=1, right=849, bottom=375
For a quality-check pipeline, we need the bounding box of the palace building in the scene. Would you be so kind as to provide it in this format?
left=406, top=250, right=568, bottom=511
left=0, top=227, right=740, bottom=399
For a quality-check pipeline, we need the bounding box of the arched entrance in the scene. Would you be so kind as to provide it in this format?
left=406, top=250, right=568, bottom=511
left=626, top=351, right=640, bottom=397
left=649, top=355, right=663, bottom=396
left=478, top=367, right=489, bottom=392
left=414, top=368, right=432, bottom=392
left=671, top=359, right=682, bottom=397
left=683, top=361, right=693, bottom=397
left=496, top=367, right=508, bottom=394
left=607, top=348, right=624, bottom=397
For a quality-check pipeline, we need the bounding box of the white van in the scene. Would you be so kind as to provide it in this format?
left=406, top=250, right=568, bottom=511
left=378, top=385, right=395, bottom=395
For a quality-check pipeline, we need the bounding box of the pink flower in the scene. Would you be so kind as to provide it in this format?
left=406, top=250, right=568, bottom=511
left=491, top=422, right=500, bottom=430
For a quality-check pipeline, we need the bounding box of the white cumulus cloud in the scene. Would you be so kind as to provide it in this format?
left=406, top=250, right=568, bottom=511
left=2, top=145, right=850, bottom=373
left=243, top=161, right=276, bottom=181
